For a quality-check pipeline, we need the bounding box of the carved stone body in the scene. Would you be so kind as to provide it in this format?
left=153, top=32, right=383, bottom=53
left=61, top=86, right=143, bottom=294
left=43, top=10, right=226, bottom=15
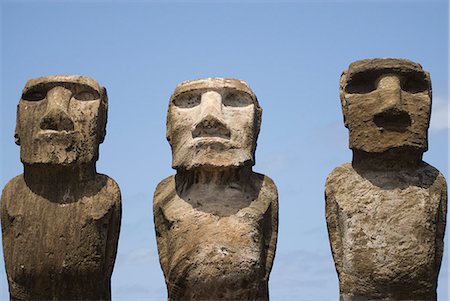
left=1, top=75, right=121, bottom=301
left=326, top=59, right=447, bottom=301
left=154, top=78, right=278, bottom=300
left=326, top=162, right=446, bottom=300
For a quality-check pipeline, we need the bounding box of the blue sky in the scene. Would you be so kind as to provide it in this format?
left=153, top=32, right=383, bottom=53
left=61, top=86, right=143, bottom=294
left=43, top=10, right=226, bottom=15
left=1, top=1, right=448, bottom=300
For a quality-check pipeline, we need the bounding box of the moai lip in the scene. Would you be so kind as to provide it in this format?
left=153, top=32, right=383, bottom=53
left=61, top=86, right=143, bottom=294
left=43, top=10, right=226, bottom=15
left=1, top=75, right=121, bottom=301
left=154, top=78, right=278, bottom=300
left=326, top=59, right=447, bottom=301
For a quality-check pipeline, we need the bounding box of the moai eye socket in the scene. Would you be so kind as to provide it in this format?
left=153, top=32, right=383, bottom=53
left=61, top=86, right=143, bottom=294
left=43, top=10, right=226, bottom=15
left=22, top=88, right=47, bottom=101
left=73, top=86, right=100, bottom=101
left=173, top=92, right=201, bottom=108
left=345, top=73, right=378, bottom=94
left=222, top=90, right=253, bottom=107
left=401, top=75, right=429, bottom=93
left=74, top=91, right=99, bottom=101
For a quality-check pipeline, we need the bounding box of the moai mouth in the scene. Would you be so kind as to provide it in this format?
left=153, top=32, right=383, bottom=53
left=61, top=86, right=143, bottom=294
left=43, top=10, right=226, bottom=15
left=373, top=108, right=411, bottom=132
left=192, top=116, right=231, bottom=140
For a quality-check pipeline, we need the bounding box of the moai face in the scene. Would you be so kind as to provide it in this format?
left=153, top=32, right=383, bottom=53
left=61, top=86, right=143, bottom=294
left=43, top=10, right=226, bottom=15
left=15, top=75, right=107, bottom=165
left=340, top=58, right=432, bottom=153
left=167, top=78, right=262, bottom=170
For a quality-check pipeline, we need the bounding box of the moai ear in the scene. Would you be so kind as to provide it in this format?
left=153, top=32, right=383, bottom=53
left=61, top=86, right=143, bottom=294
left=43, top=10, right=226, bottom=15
left=339, top=70, right=349, bottom=128
left=99, top=87, right=108, bottom=144
left=424, top=71, right=433, bottom=129
left=166, top=98, right=175, bottom=146
left=166, top=123, right=172, bottom=145
left=252, top=98, right=262, bottom=159
left=425, top=71, right=432, bottom=100
left=14, top=103, right=21, bottom=145
left=14, top=132, right=20, bottom=145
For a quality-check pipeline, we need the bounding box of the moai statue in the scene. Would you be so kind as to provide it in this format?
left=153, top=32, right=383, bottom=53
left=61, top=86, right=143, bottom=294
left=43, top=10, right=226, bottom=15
left=326, top=58, right=447, bottom=301
left=154, top=78, right=278, bottom=300
left=1, top=75, right=121, bottom=301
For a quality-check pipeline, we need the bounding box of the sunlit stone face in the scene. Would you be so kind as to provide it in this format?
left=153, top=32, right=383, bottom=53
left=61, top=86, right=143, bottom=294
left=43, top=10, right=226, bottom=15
left=167, top=78, right=262, bottom=170
left=340, top=58, right=432, bottom=153
left=15, top=75, right=107, bottom=165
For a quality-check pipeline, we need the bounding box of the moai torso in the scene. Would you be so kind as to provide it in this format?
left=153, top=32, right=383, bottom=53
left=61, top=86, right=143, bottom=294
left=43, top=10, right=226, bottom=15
left=154, top=78, right=278, bottom=301
left=326, top=163, right=446, bottom=300
left=1, top=75, right=121, bottom=301
left=325, top=59, right=447, bottom=301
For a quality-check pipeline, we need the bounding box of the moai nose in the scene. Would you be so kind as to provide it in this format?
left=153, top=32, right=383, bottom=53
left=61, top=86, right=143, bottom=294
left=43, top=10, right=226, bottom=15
left=377, top=75, right=402, bottom=108
left=200, top=91, right=223, bottom=118
left=192, top=90, right=229, bottom=137
left=39, top=86, right=75, bottom=131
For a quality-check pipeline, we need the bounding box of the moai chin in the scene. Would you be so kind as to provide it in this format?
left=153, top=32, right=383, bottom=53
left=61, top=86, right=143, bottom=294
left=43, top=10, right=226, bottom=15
left=1, top=75, right=121, bottom=301
left=154, top=78, right=278, bottom=300
left=325, top=58, right=447, bottom=301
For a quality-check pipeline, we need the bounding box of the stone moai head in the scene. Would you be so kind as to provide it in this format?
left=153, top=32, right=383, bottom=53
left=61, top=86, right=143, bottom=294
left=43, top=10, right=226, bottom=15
left=166, top=78, right=262, bottom=170
left=15, top=75, right=108, bottom=165
left=339, top=58, right=432, bottom=153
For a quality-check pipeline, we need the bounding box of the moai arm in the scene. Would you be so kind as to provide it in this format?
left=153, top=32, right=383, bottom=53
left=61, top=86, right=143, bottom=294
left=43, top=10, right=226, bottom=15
left=325, top=174, right=343, bottom=276
left=263, top=177, right=279, bottom=281
left=0, top=177, right=28, bottom=300
left=1, top=179, right=17, bottom=271
left=0, top=183, right=11, bottom=274
left=0, top=184, right=8, bottom=237
left=104, top=179, right=122, bottom=280
left=435, top=177, right=448, bottom=272
left=153, top=176, right=176, bottom=280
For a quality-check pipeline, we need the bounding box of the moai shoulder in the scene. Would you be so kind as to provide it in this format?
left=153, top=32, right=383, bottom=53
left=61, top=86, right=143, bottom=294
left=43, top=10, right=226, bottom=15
left=154, top=78, right=278, bottom=301
left=325, top=58, right=447, bottom=301
left=1, top=75, right=121, bottom=301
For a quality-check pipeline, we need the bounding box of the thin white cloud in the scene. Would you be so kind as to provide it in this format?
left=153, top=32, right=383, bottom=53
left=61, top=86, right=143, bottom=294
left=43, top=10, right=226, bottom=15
left=430, top=98, right=449, bottom=132
left=270, top=248, right=338, bottom=300
left=257, top=152, right=289, bottom=174
left=118, top=247, right=157, bottom=264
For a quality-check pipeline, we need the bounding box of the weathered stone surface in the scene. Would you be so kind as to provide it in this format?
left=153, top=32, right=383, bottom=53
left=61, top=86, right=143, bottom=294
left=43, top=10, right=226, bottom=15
left=1, top=75, right=121, bottom=301
left=154, top=78, right=278, bottom=300
left=339, top=58, right=431, bottom=153
left=326, top=58, right=447, bottom=301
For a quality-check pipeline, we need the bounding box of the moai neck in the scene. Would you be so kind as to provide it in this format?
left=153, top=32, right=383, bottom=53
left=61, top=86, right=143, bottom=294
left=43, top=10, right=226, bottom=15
left=23, top=163, right=97, bottom=202
left=352, top=148, right=423, bottom=171
left=24, top=162, right=96, bottom=183
left=175, top=165, right=253, bottom=193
